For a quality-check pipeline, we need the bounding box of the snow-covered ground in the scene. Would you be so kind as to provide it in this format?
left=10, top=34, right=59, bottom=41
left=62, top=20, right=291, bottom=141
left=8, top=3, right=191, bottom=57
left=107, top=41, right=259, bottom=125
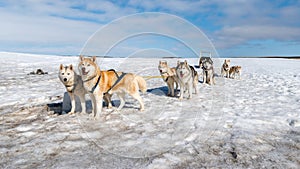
left=0, top=52, right=299, bottom=168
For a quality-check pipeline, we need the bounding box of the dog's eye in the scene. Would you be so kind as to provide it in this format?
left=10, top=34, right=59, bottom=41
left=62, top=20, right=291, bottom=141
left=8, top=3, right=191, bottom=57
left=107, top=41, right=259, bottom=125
left=67, top=73, right=70, bottom=75
left=87, top=64, right=90, bottom=66
left=61, top=73, right=64, bottom=75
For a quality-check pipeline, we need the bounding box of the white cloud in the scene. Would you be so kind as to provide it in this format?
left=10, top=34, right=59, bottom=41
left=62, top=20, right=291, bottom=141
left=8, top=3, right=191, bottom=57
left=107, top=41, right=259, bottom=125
left=214, top=25, right=300, bottom=48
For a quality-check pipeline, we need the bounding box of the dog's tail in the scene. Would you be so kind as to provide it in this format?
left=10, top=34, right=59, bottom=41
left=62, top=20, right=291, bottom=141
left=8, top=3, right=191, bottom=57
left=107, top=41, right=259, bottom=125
left=135, top=75, right=147, bottom=93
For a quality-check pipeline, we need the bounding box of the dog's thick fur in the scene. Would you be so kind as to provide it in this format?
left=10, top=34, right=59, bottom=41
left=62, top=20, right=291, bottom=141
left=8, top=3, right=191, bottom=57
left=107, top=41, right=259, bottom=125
left=201, top=57, right=215, bottom=85
left=176, top=60, right=198, bottom=100
left=229, top=66, right=242, bottom=79
left=59, top=64, right=88, bottom=114
left=78, top=56, right=147, bottom=119
left=221, top=59, right=230, bottom=78
left=158, top=61, right=178, bottom=97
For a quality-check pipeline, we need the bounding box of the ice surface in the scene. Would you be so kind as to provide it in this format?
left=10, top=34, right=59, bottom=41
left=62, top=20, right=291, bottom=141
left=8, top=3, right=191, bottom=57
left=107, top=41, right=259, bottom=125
left=0, top=52, right=299, bottom=168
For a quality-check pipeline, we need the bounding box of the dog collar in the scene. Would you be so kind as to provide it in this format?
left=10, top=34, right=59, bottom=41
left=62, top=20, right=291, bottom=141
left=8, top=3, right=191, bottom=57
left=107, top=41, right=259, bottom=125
left=65, top=83, right=76, bottom=93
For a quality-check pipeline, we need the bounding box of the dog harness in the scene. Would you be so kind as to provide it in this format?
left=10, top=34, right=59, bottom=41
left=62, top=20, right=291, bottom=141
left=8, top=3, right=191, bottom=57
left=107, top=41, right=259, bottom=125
left=90, top=75, right=101, bottom=93
left=106, top=69, right=127, bottom=94
left=160, top=72, right=170, bottom=82
left=84, top=74, right=101, bottom=93
left=222, top=64, right=229, bottom=71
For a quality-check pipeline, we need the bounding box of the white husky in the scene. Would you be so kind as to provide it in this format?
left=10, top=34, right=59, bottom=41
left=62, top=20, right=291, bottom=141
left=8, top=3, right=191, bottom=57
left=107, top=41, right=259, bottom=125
left=176, top=60, right=198, bottom=100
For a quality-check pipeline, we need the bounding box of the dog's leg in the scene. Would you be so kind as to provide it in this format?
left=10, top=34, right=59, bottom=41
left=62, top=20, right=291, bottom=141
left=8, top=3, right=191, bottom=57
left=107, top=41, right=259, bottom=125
left=117, top=92, right=126, bottom=110
left=167, top=82, right=171, bottom=96
left=202, top=70, right=205, bottom=83
left=89, top=93, right=97, bottom=117
left=79, top=94, right=86, bottom=114
left=193, top=78, right=198, bottom=94
left=104, top=94, right=112, bottom=109
left=179, top=82, right=184, bottom=100
left=188, top=82, right=193, bottom=99
left=129, top=92, right=144, bottom=111
left=69, top=92, right=75, bottom=114
left=170, top=80, right=175, bottom=97
left=94, top=92, right=103, bottom=119
left=210, top=73, right=213, bottom=85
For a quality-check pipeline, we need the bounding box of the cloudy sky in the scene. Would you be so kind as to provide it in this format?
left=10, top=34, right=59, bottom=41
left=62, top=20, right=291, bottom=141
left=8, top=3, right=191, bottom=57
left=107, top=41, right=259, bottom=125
left=1, top=0, right=299, bottom=57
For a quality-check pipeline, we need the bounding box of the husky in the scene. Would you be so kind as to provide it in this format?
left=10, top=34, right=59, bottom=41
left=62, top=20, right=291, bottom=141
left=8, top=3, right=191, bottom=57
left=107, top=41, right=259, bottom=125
left=78, top=56, right=147, bottom=119
left=201, top=57, right=215, bottom=85
left=58, top=64, right=88, bottom=114
left=158, top=60, right=178, bottom=97
left=221, top=59, right=231, bottom=78
left=199, top=57, right=213, bottom=69
left=229, top=66, right=242, bottom=79
left=176, top=60, right=198, bottom=100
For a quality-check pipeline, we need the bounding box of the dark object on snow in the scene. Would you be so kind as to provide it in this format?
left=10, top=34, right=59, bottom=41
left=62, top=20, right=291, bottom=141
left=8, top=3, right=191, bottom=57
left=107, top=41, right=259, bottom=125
left=28, top=69, right=48, bottom=75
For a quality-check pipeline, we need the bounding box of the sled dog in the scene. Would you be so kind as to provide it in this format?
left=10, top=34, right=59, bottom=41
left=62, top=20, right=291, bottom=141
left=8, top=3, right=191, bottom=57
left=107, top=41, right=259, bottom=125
left=221, top=59, right=231, bottom=78
left=229, top=66, right=242, bottom=79
left=78, top=56, right=147, bottom=119
left=59, top=64, right=87, bottom=114
left=59, top=64, right=112, bottom=114
left=176, top=60, right=198, bottom=100
left=158, top=60, right=178, bottom=96
left=199, top=57, right=213, bottom=69
left=201, top=57, right=215, bottom=85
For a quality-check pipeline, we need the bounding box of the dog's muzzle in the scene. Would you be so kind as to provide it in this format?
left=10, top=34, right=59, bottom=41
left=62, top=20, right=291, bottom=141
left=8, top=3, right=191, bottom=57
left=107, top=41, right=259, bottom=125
left=63, top=78, right=67, bottom=82
left=82, top=67, right=89, bottom=75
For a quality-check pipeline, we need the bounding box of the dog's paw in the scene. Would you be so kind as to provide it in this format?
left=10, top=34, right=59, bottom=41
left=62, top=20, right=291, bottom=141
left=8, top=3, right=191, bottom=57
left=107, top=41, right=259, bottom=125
left=93, top=115, right=101, bottom=120
left=68, top=111, right=75, bottom=115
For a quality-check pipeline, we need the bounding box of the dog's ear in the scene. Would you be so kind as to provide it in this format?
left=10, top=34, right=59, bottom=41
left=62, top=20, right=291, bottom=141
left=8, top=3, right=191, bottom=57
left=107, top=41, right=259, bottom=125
left=184, top=60, right=188, bottom=65
left=92, top=56, right=97, bottom=62
left=79, top=55, right=84, bottom=61
left=69, top=64, right=73, bottom=70
left=59, top=64, right=63, bottom=70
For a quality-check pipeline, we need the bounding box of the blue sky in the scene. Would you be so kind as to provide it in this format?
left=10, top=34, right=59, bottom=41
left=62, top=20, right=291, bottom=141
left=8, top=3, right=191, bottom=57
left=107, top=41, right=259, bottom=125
left=0, top=0, right=300, bottom=57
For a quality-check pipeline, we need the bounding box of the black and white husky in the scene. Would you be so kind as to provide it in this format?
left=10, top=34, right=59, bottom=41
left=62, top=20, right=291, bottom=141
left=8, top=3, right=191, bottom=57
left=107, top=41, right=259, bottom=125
left=200, top=57, right=215, bottom=85
left=176, top=60, right=198, bottom=100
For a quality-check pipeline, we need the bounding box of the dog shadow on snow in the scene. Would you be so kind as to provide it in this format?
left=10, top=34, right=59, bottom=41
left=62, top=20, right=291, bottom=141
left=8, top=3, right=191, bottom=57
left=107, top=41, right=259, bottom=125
left=147, top=86, right=181, bottom=97
left=47, top=96, right=141, bottom=115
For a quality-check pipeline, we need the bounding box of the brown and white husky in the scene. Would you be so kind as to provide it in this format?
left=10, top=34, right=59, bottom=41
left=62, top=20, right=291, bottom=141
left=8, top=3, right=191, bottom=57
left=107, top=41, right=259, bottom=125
left=78, top=56, right=147, bottom=119
left=158, top=60, right=178, bottom=97
left=221, top=59, right=230, bottom=78
left=229, top=66, right=242, bottom=79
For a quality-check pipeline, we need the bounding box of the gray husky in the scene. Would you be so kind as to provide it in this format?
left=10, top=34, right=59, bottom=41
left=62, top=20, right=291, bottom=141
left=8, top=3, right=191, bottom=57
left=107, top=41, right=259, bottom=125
left=200, top=57, right=215, bottom=85
left=176, top=60, right=198, bottom=100
left=59, top=64, right=88, bottom=114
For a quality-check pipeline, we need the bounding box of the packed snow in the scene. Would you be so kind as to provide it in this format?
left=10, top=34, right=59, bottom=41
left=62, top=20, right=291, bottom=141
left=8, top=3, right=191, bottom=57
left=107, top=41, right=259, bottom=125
left=0, top=52, right=299, bottom=168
